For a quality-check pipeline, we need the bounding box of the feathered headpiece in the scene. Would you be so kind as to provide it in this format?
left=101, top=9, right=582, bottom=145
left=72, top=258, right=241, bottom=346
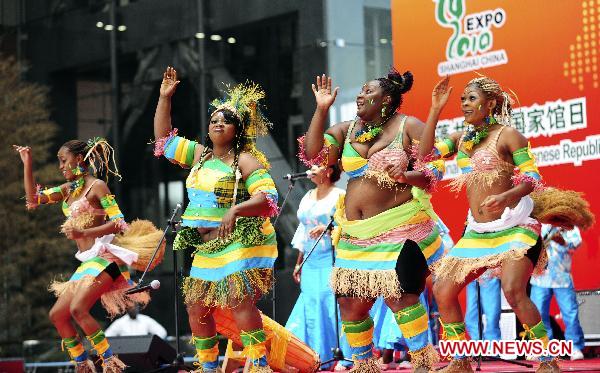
left=209, top=82, right=272, bottom=168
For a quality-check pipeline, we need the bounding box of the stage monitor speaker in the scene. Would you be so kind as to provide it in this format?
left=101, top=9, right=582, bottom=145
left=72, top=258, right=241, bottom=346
left=576, top=289, right=600, bottom=346
left=108, top=335, right=176, bottom=372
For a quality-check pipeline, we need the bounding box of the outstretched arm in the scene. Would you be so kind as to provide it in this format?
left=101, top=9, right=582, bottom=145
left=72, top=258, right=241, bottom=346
left=298, top=74, right=346, bottom=167
left=154, top=66, right=179, bottom=140
left=153, top=66, right=204, bottom=168
left=419, top=76, right=453, bottom=159
left=14, top=145, right=66, bottom=209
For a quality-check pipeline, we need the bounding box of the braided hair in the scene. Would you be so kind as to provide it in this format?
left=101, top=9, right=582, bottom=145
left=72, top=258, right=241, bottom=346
left=467, top=76, right=514, bottom=126
left=376, top=67, right=414, bottom=117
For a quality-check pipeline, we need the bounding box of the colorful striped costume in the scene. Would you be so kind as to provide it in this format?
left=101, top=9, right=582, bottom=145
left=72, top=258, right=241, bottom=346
left=49, top=182, right=149, bottom=318
left=156, top=130, right=279, bottom=370
left=34, top=179, right=152, bottom=370
left=298, top=117, right=445, bottom=370
left=431, top=127, right=545, bottom=283
left=431, top=125, right=555, bottom=363
left=331, top=187, right=443, bottom=299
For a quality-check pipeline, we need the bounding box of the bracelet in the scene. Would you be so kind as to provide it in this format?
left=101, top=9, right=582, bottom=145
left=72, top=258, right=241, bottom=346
left=293, top=265, right=301, bottom=273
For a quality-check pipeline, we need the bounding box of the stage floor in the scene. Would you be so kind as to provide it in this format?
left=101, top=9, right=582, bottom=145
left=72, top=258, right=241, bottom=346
left=325, top=358, right=600, bottom=372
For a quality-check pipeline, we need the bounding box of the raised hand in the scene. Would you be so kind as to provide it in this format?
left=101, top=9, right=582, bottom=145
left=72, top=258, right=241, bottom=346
left=432, top=76, right=452, bottom=111
left=160, top=66, right=180, bottom=98
left=13, top=145, right=32, bottom=165
left=311, top=74, right=339, bottom=110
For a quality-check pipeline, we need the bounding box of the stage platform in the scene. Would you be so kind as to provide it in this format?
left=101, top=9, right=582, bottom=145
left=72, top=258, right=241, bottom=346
left=343, top=358, right=600, bottom=372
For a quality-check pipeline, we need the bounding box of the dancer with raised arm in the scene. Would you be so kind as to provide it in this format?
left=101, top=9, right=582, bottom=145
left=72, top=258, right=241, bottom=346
left=419, top=75, right=593, bottom=373
left=298, top=69, right=446, bottom=373
left=153, top=67, right=279, bottom=372
left=15, top=139, right=163, bottom=373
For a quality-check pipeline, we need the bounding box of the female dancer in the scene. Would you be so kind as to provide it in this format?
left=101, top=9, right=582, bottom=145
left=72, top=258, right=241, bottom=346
left=15, top=139, right=158, bottom=372
left=285, top=164, right=351, bottom=369
left=299, top=69, right=446, bottom=372
left=420, top=75, right=561, bottom=373
left=153, top=67, right=279, bottom=372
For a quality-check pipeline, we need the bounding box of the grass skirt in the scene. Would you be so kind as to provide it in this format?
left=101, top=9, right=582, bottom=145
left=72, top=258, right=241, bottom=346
left=432, top=223, right=546, bottom=284
left=49, top=255, right=149, bottom=318
left=331, top=191, right=442, bottom=299
left=177, top=217, right=277, bottom=308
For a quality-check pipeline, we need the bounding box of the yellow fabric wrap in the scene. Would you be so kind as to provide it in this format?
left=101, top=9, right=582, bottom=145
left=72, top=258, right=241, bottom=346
left=333, top=187, right=438, bottom=239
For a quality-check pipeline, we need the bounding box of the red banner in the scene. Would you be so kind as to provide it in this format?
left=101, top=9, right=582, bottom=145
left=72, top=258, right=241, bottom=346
left=392, top=0, right=600, bottom=290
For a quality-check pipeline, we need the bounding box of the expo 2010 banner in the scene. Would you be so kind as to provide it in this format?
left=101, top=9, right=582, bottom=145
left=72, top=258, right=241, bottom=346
left=391, top=0, right=599, bottom=289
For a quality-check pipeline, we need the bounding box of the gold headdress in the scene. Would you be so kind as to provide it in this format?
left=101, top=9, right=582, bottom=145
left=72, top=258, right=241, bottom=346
left=209, top=82, right=272, bottom=168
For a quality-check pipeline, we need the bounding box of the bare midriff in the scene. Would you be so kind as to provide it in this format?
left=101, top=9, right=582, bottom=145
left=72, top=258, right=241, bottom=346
left=345, top=177, right=413, bottom=221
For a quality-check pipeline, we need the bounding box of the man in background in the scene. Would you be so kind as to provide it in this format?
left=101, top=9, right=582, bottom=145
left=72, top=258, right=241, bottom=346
left=530, top=224, right=586, bottom=361
left=106, top=304, right=167, bottom=339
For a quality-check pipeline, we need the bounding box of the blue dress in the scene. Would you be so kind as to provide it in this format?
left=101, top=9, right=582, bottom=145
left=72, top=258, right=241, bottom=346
left=285, top=187, right=352, bottom=367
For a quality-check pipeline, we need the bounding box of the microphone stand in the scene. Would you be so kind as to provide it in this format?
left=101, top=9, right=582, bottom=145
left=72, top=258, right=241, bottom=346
left=137, top=204, right=192, bottom=372
left=133, top=204, right=181, bottom=289
left=272, top=178, right=297, bottom=227
left=296, top=216, right=353, bottom=368
left=270, top=177, right=299, bottom=321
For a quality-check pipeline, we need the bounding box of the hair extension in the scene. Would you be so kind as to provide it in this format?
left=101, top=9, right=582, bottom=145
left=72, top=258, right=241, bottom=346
left=61, top=138, right=122, bottom=181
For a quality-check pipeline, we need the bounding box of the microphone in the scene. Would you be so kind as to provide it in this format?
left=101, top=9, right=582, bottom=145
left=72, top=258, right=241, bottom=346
left=282, top=170, right=314, bottom=180
left=170, top=203, right=182, bottom=220
left=125, top=280, right=160, bottom=295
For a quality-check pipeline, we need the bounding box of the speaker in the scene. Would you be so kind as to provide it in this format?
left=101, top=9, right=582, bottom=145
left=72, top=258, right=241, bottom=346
left=108, top=335, right=176, bottom=372
left=576, top=289, right=600, bottom=346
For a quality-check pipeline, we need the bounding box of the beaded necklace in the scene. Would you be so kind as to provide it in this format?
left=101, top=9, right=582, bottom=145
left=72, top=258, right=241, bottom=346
left=68, top=177, right=86, bottom=199
left=462, top=116, right=497, bottom=151
left=354, top=116, right=392, bottom=143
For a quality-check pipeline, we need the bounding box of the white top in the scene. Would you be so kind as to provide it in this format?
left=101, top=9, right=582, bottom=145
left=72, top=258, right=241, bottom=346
left=291, top=187, right=345, bottom=252
left=105, top=314, right=168, bottom=339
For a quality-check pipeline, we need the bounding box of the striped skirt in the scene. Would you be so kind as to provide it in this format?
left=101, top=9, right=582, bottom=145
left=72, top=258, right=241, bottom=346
left=49, top=255, right=149, bottom=318
left=433, top=223, right=544, bottom=283
left=180, top=218, right=278, bottom=308
left=331, top=191, right=444, bottom=299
